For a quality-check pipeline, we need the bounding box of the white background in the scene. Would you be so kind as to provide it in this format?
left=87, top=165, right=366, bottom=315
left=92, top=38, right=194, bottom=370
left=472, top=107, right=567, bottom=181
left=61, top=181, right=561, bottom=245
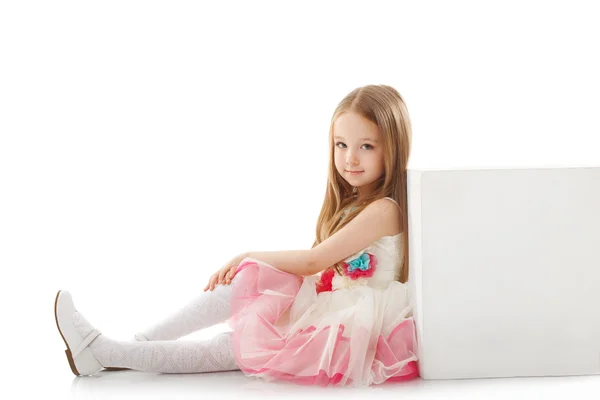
left=1, top=0, right=599, bottom=398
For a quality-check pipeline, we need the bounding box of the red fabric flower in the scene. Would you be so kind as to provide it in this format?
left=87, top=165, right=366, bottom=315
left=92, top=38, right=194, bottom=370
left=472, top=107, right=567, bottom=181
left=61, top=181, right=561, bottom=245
left=315, top=268, right=334, bottom=294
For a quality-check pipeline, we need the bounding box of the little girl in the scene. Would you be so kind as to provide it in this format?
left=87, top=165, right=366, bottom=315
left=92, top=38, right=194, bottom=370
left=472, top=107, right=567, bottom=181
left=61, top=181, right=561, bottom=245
left=54, top=84, right=419, bottom=387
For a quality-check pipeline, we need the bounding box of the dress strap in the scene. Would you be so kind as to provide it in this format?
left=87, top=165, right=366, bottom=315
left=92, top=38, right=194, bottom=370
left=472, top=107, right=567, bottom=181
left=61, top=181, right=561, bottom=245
left=383, top=197, right=399, bottom=206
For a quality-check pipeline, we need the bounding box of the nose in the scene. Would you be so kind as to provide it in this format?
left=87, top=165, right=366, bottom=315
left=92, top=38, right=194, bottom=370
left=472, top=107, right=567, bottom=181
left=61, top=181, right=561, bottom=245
left=346, top=151, right=359, bottom=166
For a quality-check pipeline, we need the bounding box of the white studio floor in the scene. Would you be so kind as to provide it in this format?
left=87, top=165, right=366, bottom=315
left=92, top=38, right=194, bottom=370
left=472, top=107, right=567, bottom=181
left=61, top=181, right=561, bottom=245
left=17, top=323, right=600, bottom=400
left=30, top=369, right=600, bottom=400
left=4, top=305, right=598, bottom=400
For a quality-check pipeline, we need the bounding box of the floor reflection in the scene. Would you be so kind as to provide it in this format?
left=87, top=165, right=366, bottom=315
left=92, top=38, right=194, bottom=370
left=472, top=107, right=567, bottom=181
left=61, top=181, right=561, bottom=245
left=68, top=369, right=599, bottom=399
left=69, top=369, right=426, bottom=398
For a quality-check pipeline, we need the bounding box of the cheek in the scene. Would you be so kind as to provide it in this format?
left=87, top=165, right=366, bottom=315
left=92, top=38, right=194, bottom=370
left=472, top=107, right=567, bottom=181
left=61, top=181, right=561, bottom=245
left=334, top=151, right=343, bottom=166
left=369, top=152, right=385, bottom=171
left=366, top=152, right=382, bottom=165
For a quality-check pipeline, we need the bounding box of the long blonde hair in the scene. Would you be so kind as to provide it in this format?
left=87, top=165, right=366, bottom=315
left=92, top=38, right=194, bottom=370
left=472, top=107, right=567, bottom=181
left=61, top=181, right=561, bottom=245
left=311, top=84, right=412, bottom=283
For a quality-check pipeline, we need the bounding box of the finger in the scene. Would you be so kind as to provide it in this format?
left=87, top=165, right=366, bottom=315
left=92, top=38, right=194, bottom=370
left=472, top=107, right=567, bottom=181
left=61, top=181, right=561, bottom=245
left=218, top=267, right=230, bottom=284
left=204, top=276, right=214, bottom=291
left=226, top=269, right=235, bottom=283
left=208, top=274, right=218, bottom=291
left=212, top=274, right=222, bottom=290
left=228, top=266, right=238, bottom=281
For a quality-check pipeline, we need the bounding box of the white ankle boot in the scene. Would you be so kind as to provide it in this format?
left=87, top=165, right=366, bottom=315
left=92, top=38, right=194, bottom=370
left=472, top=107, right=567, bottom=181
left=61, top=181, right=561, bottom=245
left=54, top=290, right=104, bottom=376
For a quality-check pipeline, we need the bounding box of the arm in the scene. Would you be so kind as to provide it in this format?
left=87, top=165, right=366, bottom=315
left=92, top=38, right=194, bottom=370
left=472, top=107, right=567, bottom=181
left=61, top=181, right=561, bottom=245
left=246, top=249, right=313, bottom=276
left=247, top=198, right=400, bottom=277
left=306, top=198, right=401, bottom=275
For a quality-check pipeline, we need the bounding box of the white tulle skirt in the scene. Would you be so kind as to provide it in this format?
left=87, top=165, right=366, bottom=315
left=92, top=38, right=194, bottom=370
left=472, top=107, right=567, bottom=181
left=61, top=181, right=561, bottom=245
left=226, top=257, right=419, bottom=387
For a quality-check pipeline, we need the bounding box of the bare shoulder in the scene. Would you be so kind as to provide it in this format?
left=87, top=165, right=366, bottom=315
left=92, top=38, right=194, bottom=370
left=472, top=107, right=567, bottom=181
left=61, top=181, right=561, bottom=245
left=379, top=197, right=402, bottom=232
left=307, top=197, right=401, bottom=275
left=367, top=198, right=402, bottom=236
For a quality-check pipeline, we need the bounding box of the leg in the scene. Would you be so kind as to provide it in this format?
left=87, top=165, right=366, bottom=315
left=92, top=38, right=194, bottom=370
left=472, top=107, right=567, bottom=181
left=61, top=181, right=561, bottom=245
left=74, top=310, right=239, bottom=373
left=136, top=282, right=234, bottom=341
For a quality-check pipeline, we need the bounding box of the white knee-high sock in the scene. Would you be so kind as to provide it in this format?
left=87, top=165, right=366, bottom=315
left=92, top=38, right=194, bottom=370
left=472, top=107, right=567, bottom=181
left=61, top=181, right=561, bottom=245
left=73, top=311, right=239, bottom=373
left=137, top=282, right=234, bottom=341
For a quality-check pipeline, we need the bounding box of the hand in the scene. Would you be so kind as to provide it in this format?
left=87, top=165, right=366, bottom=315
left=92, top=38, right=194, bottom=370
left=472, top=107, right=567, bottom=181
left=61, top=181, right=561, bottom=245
left=203, top=252, right=249, bottom=292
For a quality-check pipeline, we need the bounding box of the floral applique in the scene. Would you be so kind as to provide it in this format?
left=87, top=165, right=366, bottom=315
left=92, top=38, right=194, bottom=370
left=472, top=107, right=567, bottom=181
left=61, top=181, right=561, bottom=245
left=316, top=268, right=334, bottom=294
left=342, top=251, right=378, bottom=279
left=315, top=250, right=378, bottom=293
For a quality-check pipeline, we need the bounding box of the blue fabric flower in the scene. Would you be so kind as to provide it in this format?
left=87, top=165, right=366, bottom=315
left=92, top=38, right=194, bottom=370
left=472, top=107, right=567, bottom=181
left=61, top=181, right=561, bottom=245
left=347, top=253, right=371, bottom=272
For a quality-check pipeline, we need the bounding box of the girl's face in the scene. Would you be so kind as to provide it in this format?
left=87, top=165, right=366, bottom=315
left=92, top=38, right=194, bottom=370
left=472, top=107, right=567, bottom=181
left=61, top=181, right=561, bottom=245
left=333, top=111, right=385, bottom=200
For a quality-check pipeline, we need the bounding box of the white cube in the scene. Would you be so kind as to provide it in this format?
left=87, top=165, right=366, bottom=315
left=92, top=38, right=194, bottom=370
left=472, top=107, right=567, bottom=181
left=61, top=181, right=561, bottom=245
left=407, top=166, right=600, bottom=380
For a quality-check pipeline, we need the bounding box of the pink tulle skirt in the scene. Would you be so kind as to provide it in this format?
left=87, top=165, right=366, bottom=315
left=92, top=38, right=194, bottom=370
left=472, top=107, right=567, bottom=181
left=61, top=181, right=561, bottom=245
left=226, top=257, right=420, bottom=387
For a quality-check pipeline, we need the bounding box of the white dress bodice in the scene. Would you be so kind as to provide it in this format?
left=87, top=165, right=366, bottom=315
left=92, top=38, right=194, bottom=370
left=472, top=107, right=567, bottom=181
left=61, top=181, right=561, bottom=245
left=331, top=197, right=403, bottom=291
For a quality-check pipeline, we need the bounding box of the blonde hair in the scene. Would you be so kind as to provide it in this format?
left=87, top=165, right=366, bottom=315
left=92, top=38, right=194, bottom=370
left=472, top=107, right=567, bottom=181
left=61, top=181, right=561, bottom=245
left=311, top=84, right=412, bottom=283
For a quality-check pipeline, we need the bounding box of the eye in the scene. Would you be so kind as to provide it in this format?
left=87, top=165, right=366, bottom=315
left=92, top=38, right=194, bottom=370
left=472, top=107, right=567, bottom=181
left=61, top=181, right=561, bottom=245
left=335, top=142, right=374, bottom=150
